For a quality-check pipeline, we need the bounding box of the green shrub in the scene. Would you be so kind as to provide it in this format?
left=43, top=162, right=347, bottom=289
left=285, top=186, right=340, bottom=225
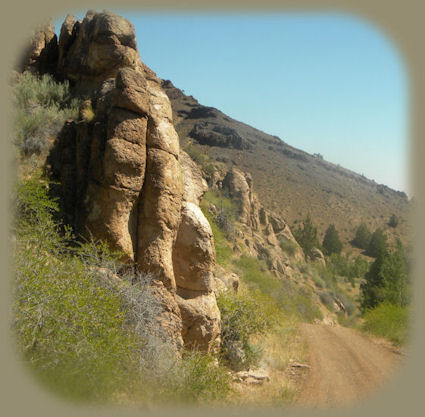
left=362, top=303, right=408, bottom=345
left=336, top=312, right=359, bottom=327
left=170, top=352, right=232, bottom=403
left=310, top=262, right=337, bottom=291
left=327, top=253, right=369, bottom=284
left=233, top=256, right=322, bottom=322
left=312, top=271, right=325, bottom=289
left=279, top=236, right=298, bottom=256
left=12, top=175, right=138, bottom=402
left=366, top=228, right=388, bottom=258
left=202, top=189, right=237, bottom=212
left=142, top=351, right=232, bottom=405
left=214, top=207, right=236, bottom=239
left=201, top=207, right=233, bottom=266
left=352, top=255, right=370, bottom=279
left=319, top=291, right=334, bottom=311
left=360, top=240, right=409, bottom=312
left=297, top=261, right=311, bottom=274
left=388, top=213, right=399, bottom=228
left=293, top=213, right=320, bottom=258
left=12, top=72, right=79, bottom=157
left=352, top=222, right=372, bottom=249
left=217, top=291, right=274, bottom=370
left=322, top=224, right=343, bottom=256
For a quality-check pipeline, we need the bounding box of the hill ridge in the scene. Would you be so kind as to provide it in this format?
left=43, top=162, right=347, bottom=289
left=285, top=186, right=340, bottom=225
left=161, top=79, right=410, bottom=246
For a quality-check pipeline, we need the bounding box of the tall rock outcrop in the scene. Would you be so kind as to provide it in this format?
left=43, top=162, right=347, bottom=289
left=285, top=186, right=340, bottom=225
left=46, top=10, right=220, bottom=353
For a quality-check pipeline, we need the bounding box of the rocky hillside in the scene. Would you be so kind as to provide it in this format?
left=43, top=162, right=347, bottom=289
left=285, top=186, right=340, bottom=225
left=161, top=80, right=410, bottom=247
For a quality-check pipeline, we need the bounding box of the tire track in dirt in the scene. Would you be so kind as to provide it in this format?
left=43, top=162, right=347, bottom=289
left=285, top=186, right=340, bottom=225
left=294, top=323, right=403, bottom=407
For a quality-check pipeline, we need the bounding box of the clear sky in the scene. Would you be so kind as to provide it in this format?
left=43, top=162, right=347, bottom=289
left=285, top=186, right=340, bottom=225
left=54, top=10, right=409, bottom=194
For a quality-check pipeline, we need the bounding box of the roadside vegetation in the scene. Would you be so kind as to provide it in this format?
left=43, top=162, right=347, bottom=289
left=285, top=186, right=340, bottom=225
left=293, top=213, right=411, bottom=344
left=362, top=303, right=408, bottom=345
left=201, top=191, right=309, bottom=404
left=359, top=238, right=409, bottom=344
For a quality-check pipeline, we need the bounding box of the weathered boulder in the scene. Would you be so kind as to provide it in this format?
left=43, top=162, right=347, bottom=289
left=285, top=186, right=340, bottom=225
left=136, top=146, right=183, bottom=290
left=173, top=202, right=214, bottom=292
left=176, top=290, right=221, bottom=353
left=311, top=247, right=326, bottom=267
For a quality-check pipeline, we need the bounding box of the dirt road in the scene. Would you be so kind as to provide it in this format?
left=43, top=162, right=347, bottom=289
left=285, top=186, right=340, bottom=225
left=294, top=323, right=403, bottom=407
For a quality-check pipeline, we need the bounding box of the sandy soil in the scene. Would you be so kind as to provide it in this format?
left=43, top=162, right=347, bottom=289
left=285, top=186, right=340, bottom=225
left=294, top=323, right=403, bottom=408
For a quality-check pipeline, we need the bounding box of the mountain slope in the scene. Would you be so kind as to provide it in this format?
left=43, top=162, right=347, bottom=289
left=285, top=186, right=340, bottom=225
left=162, top=80, right=410, bottom=247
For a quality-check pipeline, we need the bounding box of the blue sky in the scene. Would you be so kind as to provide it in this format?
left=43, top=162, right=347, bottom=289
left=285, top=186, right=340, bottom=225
left=54, top=11, right=409, bottom=194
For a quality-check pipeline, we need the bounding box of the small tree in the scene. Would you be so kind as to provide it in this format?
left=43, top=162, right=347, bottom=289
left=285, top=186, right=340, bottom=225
left=379, top=240, right=409, bottom=307
left=360, top=254, right=386, bottom=312
left=352, top=222, right=371, bottom=249
left=366, top=228, right=387, bottom=258
left=322, top=224, right=343, bottom=256
left=293, top=214, right=320, bottom=259
left=360, top=240, right=409, bottom=312
left=388, top=214, right=399, bottom=228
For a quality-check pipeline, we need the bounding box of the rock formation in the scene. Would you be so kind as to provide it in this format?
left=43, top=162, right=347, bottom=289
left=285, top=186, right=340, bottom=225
left=44, top=10, right=220, bottom=353
left=222, top=167, right=261, bottom=231
left=19, top=19, right=58, bottom=75
left=217, top=166, right=304, bottom=275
